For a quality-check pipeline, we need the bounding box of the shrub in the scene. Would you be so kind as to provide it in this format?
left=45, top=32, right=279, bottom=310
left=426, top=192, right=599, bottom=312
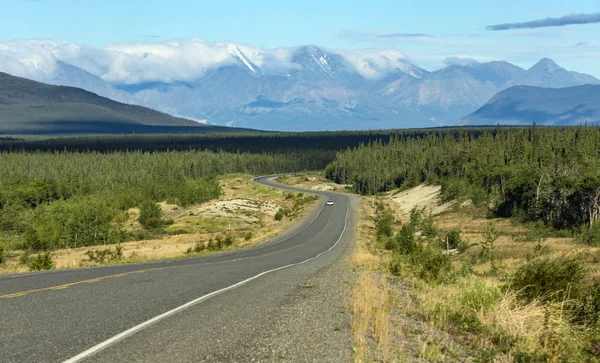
left=0, top=242, right=4, bottom=264
left=420, top=214, right=438, bottom=238
left=575, top=223, right=600, bottom=246
left=28, top=251, right=54, bottom=271
left=409, top=207, right=424, bottom=229
left=274, top=208, right=291, bottom=221
left=409, top=246, right=454, bottom=284
left=244, top=231, right=253, bottom=241
left=392, top=224, right=418, bottom=255
left=444, top=228, right=467, bottom=252
left=187, top=241, right=206, bottom=254
left=572, top=279, right=600, bottom=326
left=375, top=210, right=395, bottom=240
left=460, top=281, right=502, bottom=313
left=85, top=245, right=123, bottom=263
left=508, top=255, right=585, bottom=303
left=139, top=201, right=163, bottom=228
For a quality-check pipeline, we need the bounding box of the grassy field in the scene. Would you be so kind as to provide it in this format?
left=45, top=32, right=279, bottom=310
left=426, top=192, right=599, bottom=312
left=291, top=176, right=600, bottom=361
left=0, top=174, right=319, bottom=273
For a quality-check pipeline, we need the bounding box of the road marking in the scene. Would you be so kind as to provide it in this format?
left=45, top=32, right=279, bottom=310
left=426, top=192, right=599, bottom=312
left=0, top=196, right=328, bottom=299
left=0, top=267, right=174, bottom=299
left=62, top=198, right=350, bottom=363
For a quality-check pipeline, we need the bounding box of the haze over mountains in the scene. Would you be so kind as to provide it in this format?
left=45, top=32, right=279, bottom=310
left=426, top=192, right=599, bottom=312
left=462, top=84, right=600, bottom=126
left=1, top=39, right=599, bottom=131
left=0, top=72, right=237, bottom=134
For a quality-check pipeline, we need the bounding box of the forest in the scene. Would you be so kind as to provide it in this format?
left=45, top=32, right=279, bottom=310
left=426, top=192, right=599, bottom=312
left=0, top=147, right=329, bottom=253
left=2, top=125, right=599, bottom=261
left=325, top=125, right=600, bottom=236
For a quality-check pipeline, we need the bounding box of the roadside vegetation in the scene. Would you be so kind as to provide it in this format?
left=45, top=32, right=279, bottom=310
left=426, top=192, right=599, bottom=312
left=0, top=135, right=326, bottom=272
left=323, top=125, right=600, bottom=360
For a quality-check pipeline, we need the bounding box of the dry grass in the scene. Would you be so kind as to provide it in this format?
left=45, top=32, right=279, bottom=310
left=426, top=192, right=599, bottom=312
left=0, top=174, right=318, bottom=274
left=350, top=272, right=392, bottom=362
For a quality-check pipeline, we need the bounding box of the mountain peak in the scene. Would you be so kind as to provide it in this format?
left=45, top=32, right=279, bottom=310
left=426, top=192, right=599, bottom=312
left=226, top=44, right=260, bottom=75
left=530, top=58, right=561, bottom=72
left=291, top=45, right=340, bottom=78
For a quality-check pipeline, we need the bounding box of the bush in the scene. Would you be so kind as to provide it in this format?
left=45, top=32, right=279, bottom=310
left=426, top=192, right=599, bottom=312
left=508, top=255, right=585, bottom=303
left=375, top=210, right=395, bottom=240
left=421, top=214, right=438, bottom=238
left=85, top=245, right=123, bottom=263
left=139, top=201, right=163, bottom=228
left=0, top=242, right=4, bottom=264
left=187, top=241, right=206, bottom=254
left=274, top=208, right=291, bottom=221
left=391, top=224, right=418, bottom=254
left=575, top=223, right=600, bottom=246
left=444, top=228, right=467, bottom=252
left=409, top=246, right=454, bottom=284
left=572, top=279, right=600, bottom=326
left=460, top=281, right=502, bottom=313
left=244, top=231, right=253, bottom=241
left=28, top=251, right=54, bottom=271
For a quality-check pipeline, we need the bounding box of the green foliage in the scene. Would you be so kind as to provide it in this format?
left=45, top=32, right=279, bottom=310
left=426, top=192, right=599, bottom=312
left=274, top=208, right=287, bottom=221
left=387, top=221, right=453, bottom=284
left=0, top=241, right=4, bottom=264
left=420, top=213, right=438, bottom=238
left=27, top=251, right=54, bottom=271
left=508, top=255, right=585, bottom=303
left=480, top=222, right=499, bottom=271
left=324, top=126, right=600, bottom=232
left=23, top=195, right=125, bottom=251
left=139, top=201, right=163, bottom=229
left=187, top=241, right=206, bottom=254
left=575, top=223, right=600, bottom=246
left=244, top=231, right=254, bottom=241
left=375, top=209, right=395, bottom=241
left=85, top=245, right=124, bottom=263
left=444, top=228, right=466, bottom=252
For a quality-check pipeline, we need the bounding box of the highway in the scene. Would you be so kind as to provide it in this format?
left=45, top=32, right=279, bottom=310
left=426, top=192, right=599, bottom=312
left=0, top=176, right=356, bottom=362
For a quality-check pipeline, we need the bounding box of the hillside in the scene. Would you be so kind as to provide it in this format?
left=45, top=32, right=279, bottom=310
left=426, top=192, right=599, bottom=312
left=460, top=84, right=600, bottom=126
left=0, top=72, right=231, bottom=134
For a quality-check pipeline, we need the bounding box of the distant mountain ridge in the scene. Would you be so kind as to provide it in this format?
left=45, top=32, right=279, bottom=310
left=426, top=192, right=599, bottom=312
left=460, top=84, right=600, bottom=126
left=0, top=72, right=239, bottom=134
left=3, top=41, right=599, bottom=130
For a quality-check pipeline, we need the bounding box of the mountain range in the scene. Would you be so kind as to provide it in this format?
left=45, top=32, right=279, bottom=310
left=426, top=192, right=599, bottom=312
left=461, top=84, right=600, bottom=126
left=0, top=72, right=239, bottom=134
left=2, top=42, right=600, bottom=131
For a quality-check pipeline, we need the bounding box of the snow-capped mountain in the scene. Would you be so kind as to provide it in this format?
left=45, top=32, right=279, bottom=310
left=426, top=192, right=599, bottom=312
left=2, top=39, right=599, bottom=130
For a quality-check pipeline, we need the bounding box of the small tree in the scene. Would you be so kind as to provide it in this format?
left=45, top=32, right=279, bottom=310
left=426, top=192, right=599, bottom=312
left=139, top=201, right=163, bottom=229
left=481, top=222, right=499, bottom=272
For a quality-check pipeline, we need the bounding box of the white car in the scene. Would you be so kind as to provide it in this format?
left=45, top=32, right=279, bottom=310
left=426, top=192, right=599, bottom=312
left=326, top=200, right=334, bottom=206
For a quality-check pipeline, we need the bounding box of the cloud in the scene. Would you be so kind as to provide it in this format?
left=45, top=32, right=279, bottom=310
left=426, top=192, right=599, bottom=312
left=0, top=38, right=425, bottom=84
left=336, top=48, right=420, bottom=79
left=444, top=56, right=481, bottom=66
left=487, top=12, right=600, bottom=30
left=335, top=29, right=433, bottom=41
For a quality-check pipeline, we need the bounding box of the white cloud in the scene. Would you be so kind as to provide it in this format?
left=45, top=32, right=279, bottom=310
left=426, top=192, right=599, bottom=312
left=0, top=38, right=423, bottom=84
left=335, top=48, right=420, bottom=79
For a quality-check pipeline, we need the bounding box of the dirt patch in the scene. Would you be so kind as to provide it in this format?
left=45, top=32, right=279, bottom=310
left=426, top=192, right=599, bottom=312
left=389, top=184, right=454, bottom=218
left=188, top=198, right=279, bottom=224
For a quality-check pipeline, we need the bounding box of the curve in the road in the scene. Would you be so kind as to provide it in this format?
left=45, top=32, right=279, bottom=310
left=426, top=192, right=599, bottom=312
left=0, top=175, right=353, bottom=363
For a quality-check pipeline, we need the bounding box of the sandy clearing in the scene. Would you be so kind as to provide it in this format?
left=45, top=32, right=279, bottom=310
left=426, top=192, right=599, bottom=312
left=389, top=184, right=454, bottom=218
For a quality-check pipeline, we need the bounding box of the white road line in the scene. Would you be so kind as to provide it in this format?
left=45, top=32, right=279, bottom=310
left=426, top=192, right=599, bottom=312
left=63, top=198, right=350, bottom=363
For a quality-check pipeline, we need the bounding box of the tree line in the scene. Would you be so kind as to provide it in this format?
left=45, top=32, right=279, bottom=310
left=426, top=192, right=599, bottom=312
left=325, top=125, right=600, bottom=234
left=0, top=148, right=329, bottom=251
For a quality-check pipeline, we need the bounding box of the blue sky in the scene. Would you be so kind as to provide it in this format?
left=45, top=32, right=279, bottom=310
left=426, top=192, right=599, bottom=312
left=3, top=0, right=600, bottom=76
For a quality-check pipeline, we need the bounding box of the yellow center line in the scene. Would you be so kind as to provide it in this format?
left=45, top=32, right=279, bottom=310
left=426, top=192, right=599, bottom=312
left=0, top=206, right=337, bottom=300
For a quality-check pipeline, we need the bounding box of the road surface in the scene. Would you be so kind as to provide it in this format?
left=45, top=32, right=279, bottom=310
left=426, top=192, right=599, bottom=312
left=0, top=176, right=356, bottom=362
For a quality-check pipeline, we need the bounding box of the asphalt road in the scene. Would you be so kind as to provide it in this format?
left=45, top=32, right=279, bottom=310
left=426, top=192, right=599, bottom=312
left=0, top=176, right=355, bottom=362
